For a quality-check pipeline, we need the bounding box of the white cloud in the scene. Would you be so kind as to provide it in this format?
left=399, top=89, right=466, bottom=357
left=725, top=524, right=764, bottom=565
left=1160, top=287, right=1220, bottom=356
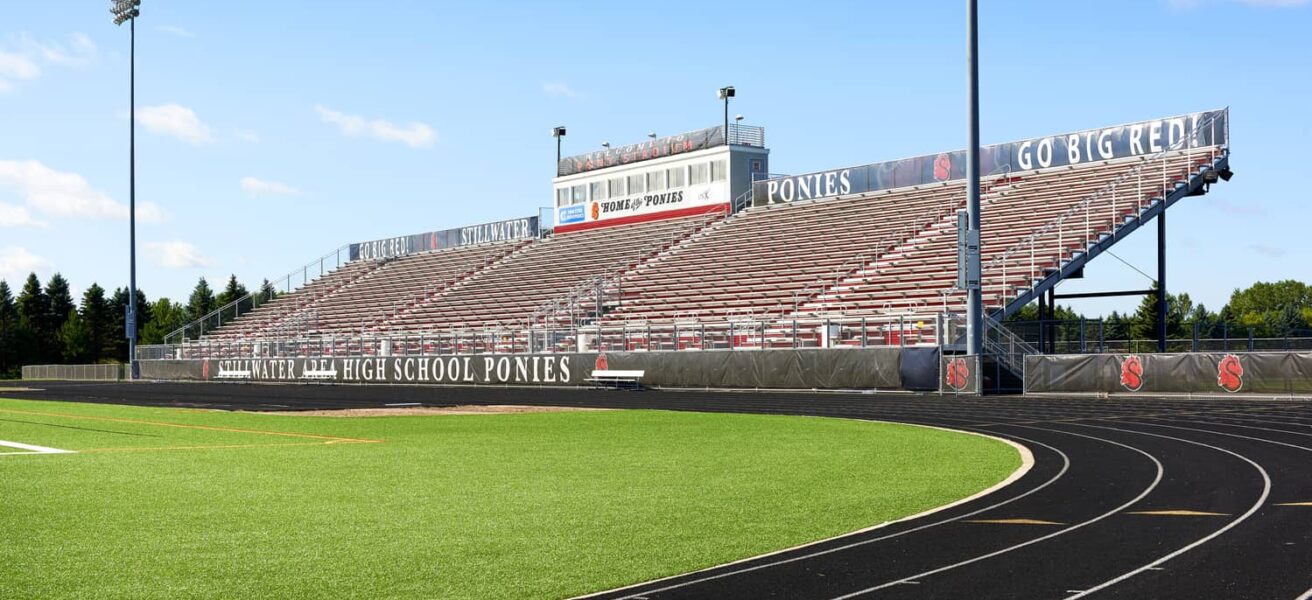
left=0, top=246, right=52, bottom=281
left=0, top=203, right=46, bottom=228
left=155, top=25, right=195, bottom=38
left=20, top=32, right=97, bottom=67
left=135, top=104, right=215, bottom=144
left=0, top=159, right=164, bottom=223
left=234, top=130, right=260, bottom=143
left=542, top=82, right=580, bottom=99
left=314, top=105, right=436, bottom=149
left=146, top=241, right=212, bottom=269
left=241, top=176, right=301, bottom=198
left=0, top=32, right=95, bottom=93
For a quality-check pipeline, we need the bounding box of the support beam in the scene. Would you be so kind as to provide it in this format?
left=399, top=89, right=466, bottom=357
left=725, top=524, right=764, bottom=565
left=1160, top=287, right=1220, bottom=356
left=1157, top=208, right=1167, bottom=352
left=1054, top=289, right=1156, bottom=300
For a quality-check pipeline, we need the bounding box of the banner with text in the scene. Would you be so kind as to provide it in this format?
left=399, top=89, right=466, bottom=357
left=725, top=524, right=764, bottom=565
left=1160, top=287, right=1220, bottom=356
left=557, top=126, right=726, bottom=177
left=555, top=181, right=729, bottom=232
left=753, top=109, right=1229, bottom=206
left=349, top=216, right=538, bottom=261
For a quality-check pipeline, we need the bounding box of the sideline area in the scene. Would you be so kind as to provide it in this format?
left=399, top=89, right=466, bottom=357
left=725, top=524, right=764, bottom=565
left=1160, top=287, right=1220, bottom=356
left=0, top=396, right=1020, bottom=600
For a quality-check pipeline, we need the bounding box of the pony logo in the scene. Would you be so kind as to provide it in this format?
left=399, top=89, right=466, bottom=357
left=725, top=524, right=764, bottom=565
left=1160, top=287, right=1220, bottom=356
left=201, top=360, right=210, bottom=380
left=1120, top=355, right=1144, bottom=391
left=933, top=153, right=952, bottom=181
left=595, top=354, right=609, bottom=372
left=1217, top=354, right=1244, bottom=393
left=590, top=202, right=600, bottom=220
left=945, top=357, right=970, bottom=391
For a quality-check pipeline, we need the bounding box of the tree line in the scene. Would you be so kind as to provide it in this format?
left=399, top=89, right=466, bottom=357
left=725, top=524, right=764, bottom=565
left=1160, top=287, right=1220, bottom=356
left=0, top=273, right=276, bottom=378
left=1009, top=280, right=1312, bottom=341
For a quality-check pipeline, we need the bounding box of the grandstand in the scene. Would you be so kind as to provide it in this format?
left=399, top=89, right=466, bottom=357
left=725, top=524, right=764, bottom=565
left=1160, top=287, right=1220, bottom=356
left=161, top=110, right=1229, bottom=371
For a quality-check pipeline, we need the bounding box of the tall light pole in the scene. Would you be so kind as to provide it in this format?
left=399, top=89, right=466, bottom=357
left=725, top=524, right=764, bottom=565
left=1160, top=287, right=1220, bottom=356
left=718, top=86, right=735, bottom=142
left=551, top=126, right=566, bottom=173
left=965, top=0, right=983, bottom=358
left=112, top=0, right=141, bottom=379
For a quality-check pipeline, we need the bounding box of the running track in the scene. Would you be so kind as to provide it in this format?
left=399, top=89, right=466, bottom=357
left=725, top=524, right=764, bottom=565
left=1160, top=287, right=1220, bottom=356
left=6, top=381, right=1312, bottom=599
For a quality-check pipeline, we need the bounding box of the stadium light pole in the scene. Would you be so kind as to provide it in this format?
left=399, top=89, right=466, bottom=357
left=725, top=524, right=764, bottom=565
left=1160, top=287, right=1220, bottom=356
left=112, top=0, right=142, bottom=380
left=718, top=86, right=735, bottom=141
left=551, top=126, right=566, bottom=172
left=965, top=0, right=984, bottom=358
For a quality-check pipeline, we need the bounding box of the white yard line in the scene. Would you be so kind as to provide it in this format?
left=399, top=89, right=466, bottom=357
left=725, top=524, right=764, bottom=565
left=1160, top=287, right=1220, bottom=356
left=0, top=440, right=76, bottom=456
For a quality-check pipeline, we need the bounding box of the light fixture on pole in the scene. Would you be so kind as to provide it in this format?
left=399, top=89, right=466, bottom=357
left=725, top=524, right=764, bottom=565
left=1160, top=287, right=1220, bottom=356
left=551, top=126, right=566, bottom=172
left=601, top=142, right=610, bottom=149
left=647, top=132, right=656, bottom=139
left=717, top=85, right=735, bottom=142
left=111, top=0, right=141, bottom=380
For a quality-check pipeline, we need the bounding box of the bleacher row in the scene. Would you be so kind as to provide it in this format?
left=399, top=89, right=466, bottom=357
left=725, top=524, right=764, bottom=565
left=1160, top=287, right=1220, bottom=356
left=205, top=147, right=1222, bottom=348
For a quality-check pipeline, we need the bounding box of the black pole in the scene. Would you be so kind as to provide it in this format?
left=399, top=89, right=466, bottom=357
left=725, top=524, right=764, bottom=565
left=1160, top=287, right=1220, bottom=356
left=965, top=0, right=983, bottom=357
left=724, top=96, right=729, bottom=142
left=128, top=16, right=139, bottom=379
left=555, top=137, right=561, bottom=169
left=1157, top=209, right=1167, bottom=352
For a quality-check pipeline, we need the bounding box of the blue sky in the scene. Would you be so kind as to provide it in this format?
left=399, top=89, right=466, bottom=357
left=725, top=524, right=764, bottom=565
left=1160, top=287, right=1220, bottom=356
left=1, top=0, right=1308, bottom=317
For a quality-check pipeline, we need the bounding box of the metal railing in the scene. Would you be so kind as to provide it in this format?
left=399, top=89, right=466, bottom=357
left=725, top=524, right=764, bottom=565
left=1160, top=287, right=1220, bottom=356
left=138, top=313, right=941, bottom=361
left=728, top=124, right=765, bottom=147
left=164, top=243, right=352, bottom=344
left=984, top=112, right=1228, bottom=313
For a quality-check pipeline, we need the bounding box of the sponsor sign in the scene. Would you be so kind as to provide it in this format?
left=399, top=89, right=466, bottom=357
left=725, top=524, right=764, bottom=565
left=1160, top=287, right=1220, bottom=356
left=754, top=109, right=1229, bottom=206
left=557, top=126, right=726, bottom=177
left=208, top=356, right=576, bottom=385
left=350, top=216, right=538, bottom=261
left=555, top=182, right=727, bottom=229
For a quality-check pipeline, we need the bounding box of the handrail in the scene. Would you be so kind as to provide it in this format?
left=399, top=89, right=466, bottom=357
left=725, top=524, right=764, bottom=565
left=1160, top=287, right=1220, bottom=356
left=164, top=243, right=353, bottom=345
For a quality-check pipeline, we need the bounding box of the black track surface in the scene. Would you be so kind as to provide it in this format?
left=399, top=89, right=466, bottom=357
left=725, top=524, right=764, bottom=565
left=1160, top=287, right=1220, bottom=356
left=6, top=381, right=1312, bottom=599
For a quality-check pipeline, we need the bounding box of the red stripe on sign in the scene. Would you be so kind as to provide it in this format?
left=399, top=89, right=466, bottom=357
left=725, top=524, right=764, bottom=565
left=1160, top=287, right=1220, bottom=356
left=555, top=203, right=729, bottom=234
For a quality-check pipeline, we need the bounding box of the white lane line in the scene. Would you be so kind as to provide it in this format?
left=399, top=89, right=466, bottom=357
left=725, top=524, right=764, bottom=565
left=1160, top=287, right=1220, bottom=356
left=0, top=440, right=76, bottom=455
left=1297, top=586, right=1312, bottom=600
left=587, top=429, right=1061, bottom=600
left=1152, top=417, right=1312, bottom=439
left=828, top=426, right=1166, bottom=599
left=1061, top=422, right=1273, bottom=599
left=385, top=403, right=421, bottom=407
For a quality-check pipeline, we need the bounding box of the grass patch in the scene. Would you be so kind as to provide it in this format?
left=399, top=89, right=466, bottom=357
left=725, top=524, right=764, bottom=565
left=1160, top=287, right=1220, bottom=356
left=0, top=397, right=1019, bottom=599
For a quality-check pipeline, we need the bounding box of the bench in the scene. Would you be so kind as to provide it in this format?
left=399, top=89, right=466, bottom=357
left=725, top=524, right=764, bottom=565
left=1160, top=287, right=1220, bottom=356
left=587, top=369, right=645, bottom=389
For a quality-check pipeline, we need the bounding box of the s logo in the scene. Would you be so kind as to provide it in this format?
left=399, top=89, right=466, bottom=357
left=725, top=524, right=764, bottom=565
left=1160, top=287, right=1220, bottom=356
left=933, top=153, right=952, bottom=181
left=595, top=354, right=609, bottom=372
left=1120, top=355, right=1144, bottom=391
left=945, top=357, right=970, bottom=391
left=1217, top=354, right=1244, bottom=393
left=590, top=202, right=600, bottom=220
left=201, top=360, right=210, bottom=380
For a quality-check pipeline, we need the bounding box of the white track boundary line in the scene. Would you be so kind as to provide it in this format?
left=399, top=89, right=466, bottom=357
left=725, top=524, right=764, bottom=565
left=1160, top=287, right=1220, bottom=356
left=829, top=425, right=1167, bottom=599
left=0, top=440, right=76, bottom=456
left=582, top=424, right=1048, bottom=600
left=1060, top=422, right=1272, bottom=599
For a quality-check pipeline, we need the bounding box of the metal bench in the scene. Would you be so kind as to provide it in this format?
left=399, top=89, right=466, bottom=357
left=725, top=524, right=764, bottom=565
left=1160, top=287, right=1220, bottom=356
left=587, top=369, right=645, bottom=389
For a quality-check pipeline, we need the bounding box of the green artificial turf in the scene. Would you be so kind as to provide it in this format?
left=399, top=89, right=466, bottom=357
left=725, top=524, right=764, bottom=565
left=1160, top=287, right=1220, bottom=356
left=0, top=397, right=1020, bottom=599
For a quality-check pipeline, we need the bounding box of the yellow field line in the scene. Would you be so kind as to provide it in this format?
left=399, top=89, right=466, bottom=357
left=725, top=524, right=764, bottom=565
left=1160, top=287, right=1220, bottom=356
left=80, top=441, right=344, bottom=453
left=0, top=407, right=383, bottom=444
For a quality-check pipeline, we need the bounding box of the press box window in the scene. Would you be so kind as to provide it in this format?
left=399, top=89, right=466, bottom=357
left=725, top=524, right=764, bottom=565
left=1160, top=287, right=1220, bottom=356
left=608, top=178, right=626, bottom=197
left=690, top=163, right=709, bottom=185
left=627, top=173, right=645, bottom=194
left=711, top=160, right=727, bottom=182
left=556, top=188, right=570, bottom=207
left=571, top=184, right=586, bottom=205
left=647, top=170, right=666, bottom=192
left=667, top=166, right=686, bottom=188
left=590, top=181, right=607, bottom=201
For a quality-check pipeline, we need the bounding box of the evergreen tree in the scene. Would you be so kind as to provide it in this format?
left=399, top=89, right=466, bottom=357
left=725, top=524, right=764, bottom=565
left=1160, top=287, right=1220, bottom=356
left=259, top=278, right=278, bottom=302
left=187, top=277, right=217, bottom=321
left=216, top=275, right=249, bottom=308
left=16, top=273, right=50, bottom=363
left=45, top=273, right=75, bottom=331
left=57, top=309, right=90, bottom=364
left=0, top=280, right=17, bottom=377
left=78, top=284, right=114, bottom=363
